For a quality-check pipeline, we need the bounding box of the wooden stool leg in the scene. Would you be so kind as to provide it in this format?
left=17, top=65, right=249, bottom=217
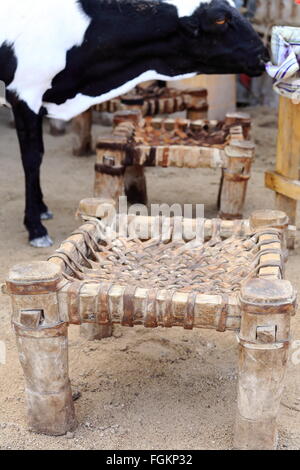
left=7, top=262, right=77, bottom=435
left=72, top=109, right=93, bottom=156
left=125, top=166, right=148, bottom=205
left=234, top=279, right=296, bottom=450
left=219, top=140, right=255, bottom=219
left=95, top=136, right=127, bottom=202
left=80, top=323, right=113, bottom=341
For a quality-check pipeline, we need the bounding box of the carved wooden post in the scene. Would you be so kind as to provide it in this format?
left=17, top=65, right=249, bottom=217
left=6, top=261, right=77, bottom=435
left=219, top=140, right=255, bottom=219
left=224, top=112, right=251, bottom=140
left=94, top=135, right=127, bottom=202
left=235, top=278, right=296, bottom=449
left=72, top=108, right=93, bottom=156
left=113, top=110, right=147, bottom=204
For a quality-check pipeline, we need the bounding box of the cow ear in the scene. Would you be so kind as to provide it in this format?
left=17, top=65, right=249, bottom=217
left=180, top=17, right=199, bottom=38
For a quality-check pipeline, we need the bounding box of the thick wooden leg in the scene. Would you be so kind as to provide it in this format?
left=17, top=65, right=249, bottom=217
left=72, top=109, right=93, bottom=156
left=80, top=323, right=113, bottom=341
left=219, top=140, right=255, bottom=219
left=234, top=278, right=296, bottom=450
left=125, top=166, right=148, bottom=205
left=7, top=262, right=77, bottom=435
left=95, top=136, right=127, bottom=202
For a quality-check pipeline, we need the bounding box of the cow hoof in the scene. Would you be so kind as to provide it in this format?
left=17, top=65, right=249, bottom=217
left=30, top=235, right=54, bottom=248
left=40, top=211, right=54, bottom=221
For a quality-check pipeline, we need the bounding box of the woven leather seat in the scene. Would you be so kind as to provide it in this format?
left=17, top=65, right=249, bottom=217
left=50, top=219, right=282, bottom=296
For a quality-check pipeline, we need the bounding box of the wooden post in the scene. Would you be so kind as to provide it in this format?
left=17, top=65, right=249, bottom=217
left=235, top=278, right=295, bottom=449
left=113, top=111, right=147, bottom=204
left=76, top=198, right=116, bottom=340
left=219, top=140, right=255, bottom=219
left=72, top=108, right=93, bottom=156
left=6, top=262, right=77, bottom=435
left=94, top=135, right=127, bottom=202
left=250, top=209, right=290, bottom=256
left=224, top=112, right=252, bottom=140
left=265, top=97, right=300, bottom=248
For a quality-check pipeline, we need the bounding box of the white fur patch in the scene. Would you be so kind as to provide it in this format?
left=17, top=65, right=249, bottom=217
left=44, top=70, right=196, bottom=120
left=1, top=0, right=91, bottom=114
left=165, top=0, right=235, bottom=17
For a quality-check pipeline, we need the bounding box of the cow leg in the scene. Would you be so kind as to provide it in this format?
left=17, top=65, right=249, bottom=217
left=36, top=114, right=53, bottom=221
left=72, top=109, right=93, bottom=156
left=11, top=99, right=53, bottom=247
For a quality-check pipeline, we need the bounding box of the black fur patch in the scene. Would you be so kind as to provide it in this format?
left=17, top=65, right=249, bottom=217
left=0, top=42, right=17, bottom=85
left=43, top=0, right=266, bottom=107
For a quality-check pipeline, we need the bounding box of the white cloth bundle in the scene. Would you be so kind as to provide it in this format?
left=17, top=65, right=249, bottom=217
left=266, top=26, right=300, bottom=103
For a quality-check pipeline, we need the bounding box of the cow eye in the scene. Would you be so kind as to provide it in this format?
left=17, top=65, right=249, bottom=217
left=215, top=18, right=227, bottom=25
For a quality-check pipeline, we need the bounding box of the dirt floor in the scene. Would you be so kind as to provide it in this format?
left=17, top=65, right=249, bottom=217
left=0, top=105, right=299, bottom=450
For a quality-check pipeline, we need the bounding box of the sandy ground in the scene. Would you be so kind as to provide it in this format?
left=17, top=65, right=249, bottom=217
left=0, top=105, right=299, bottom=450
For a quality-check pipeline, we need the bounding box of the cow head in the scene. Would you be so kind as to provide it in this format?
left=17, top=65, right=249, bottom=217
left=180, top=0, right=268, bottom=76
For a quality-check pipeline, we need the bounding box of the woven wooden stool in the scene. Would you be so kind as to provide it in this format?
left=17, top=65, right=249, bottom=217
left=72, top=85, right=208, bottom=156
left=95, top=111, right=254, bottom=217
left=6, top=200, right=296, bottom=449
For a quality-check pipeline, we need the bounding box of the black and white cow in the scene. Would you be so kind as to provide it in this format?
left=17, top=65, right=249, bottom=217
left=0, top=0, right=267, bottom=247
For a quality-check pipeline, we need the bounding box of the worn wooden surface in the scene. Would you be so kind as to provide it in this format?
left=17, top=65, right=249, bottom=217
left=72, top=109, right=93, bottom=156
left=219, top=140, right=255, bottom=219
left=94, top=136, right=126, bottom=202
left=234, top=278, right=296, bottom=450
left=265, top=97, right=300, bottom=248
left=8, top=262, right=77, bottom=435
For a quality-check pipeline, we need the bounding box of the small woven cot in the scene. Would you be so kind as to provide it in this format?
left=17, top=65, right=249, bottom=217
left=6, top=202, right=297, bottom=450
left=95, top=112, right=254, bottom=219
